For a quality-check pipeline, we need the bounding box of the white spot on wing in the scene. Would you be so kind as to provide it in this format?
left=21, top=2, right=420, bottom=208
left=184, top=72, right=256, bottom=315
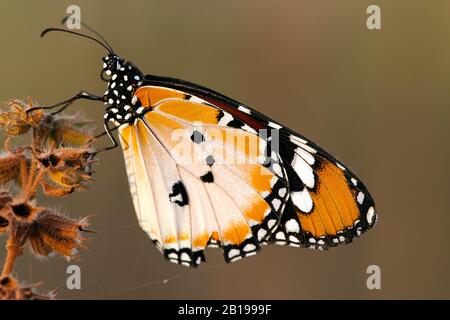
left=291, top=189, right=313, bottom=213
left=275, top=232, right=286, bottom=240
left=269, top=121, right=282, bottom=129
left=367, top=206, right=375, bottom=224
left=285, top=219, right=300, bottom=233
left=238, top=106, right=251, bottom=114
left=168, top=252, right=178, bottom=259
left=289, top=134, right=307, bottom=144
left=228, top=249, right=240, bottom=258
left=295, top=147, right=315, bottom=165
left=291, top=154, right=315, bottom=188
left=243, top=244, right=256, bottom=252
left=257, top=229, right=267, bottom=241
left=357, top=192, right=365, bottom=204
left=272, top=198, right=281, bottom=210
left=180, top=252, right=191, bottom=261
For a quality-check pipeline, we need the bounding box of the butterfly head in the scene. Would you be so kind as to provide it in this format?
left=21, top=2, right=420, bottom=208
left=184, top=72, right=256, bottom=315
left=101, top=54, right=124, bottom=80
left=101, top=53, right=143, bottom=97
left=40, top=25, right=144, bottom=124
left=100, top=54, right=143, bottom=83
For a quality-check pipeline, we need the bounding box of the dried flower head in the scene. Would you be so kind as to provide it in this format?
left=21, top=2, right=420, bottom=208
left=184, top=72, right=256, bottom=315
left=36, top=146, right=96, bottom=196
left=0, top=99, right=43, bottom=136
left=0, top=275, right=56, bottom=300
left=2, top=197, right=90, bottom=260
left=28, top=210, right=90, bottom=258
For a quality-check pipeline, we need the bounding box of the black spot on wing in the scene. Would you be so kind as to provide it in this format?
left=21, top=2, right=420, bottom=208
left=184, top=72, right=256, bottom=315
left=200, top=171, right=214, bottom=183
left=190, top=130, right=205, bottom=144
left=168, top=181, right=189, bottom=206
left=227, top=119, right=244, bottom=129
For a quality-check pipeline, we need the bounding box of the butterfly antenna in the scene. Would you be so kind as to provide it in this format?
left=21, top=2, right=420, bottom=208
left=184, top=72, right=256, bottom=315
left=61, top=16, right=115, bottom=53
left=40, top=28, right=113, bottom=54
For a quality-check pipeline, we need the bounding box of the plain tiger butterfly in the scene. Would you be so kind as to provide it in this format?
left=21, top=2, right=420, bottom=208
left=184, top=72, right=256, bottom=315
left=33, top=21, right=378, bottom=267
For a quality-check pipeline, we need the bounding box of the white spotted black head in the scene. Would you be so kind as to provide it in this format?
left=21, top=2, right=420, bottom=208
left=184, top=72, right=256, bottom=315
left=101, top=53, right=144, bottom=126
left=40, top=25, right=146, bottom=127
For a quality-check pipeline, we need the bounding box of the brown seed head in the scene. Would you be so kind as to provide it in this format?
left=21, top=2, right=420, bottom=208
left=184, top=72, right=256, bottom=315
left=28, top=210, right=91, bottom=259
left=0, top=99, right=43, bottom=136
left=0, top=275, right=55, bottom=300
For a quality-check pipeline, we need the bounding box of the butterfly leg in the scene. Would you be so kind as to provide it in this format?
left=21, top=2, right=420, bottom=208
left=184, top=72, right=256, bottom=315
left=91, top=119, right=119, bottom=154
left=26, top=91, right=103, bottom=114
left=93, top=126, right=119, bottom=139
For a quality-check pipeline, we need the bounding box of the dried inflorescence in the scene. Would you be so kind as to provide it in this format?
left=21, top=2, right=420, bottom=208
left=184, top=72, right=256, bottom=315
left=36, top=146, right=96, bottom=197
left=0, top=196, right=91, bottom=262
left=0, top=97, right=97, bottom=297
left=0, top=98, right=97, bottom=197
left=0, top=274, right=56, bottom=300
left=0, top=99, right=43, bottom=136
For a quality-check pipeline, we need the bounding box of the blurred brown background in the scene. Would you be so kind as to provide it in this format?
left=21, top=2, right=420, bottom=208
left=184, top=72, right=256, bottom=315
left=0, top=0, right=449, bottom=299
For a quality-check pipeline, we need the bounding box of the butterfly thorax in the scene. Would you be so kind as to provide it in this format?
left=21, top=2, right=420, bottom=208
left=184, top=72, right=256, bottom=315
left=102, top=54, right=144, bottom=126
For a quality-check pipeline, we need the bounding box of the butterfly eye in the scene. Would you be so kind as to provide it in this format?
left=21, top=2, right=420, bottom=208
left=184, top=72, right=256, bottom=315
left=100, top=69, right=111, bottom=82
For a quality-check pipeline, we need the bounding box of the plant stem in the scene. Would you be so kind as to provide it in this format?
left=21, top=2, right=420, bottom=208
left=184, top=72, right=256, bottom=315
left=2, top=240, right=22, bottom=276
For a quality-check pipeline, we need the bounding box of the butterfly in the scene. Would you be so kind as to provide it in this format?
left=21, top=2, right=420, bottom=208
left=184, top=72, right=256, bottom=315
left=34, top=23, right=377, bottom=267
